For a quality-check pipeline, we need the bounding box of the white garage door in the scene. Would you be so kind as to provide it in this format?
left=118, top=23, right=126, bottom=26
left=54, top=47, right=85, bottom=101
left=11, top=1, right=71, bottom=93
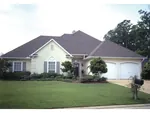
left=120, top=63, right=140, bottom=79
left=102, top=62, right=117, bottom=79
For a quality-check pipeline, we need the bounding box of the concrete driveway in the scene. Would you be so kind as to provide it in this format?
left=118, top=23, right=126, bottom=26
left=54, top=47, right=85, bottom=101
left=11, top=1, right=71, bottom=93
left=108, top=80, right=150, bottom=94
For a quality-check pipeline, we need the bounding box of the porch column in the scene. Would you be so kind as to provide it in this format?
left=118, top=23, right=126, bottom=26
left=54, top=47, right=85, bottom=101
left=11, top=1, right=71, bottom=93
left=79, top=62, right=82, bottom=78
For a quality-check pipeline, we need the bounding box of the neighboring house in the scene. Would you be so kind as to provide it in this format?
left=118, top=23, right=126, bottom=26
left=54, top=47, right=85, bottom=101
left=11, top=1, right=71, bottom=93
left=1, top=30, right=145, bottom=79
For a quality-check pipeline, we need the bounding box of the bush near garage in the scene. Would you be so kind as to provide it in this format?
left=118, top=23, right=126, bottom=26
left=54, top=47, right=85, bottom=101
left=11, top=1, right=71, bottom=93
left=141, top=60, right=150, bottom=80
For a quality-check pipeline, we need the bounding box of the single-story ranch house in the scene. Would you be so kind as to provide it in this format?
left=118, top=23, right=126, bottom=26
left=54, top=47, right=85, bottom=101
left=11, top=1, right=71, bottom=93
left=1, top=30, right=145, bottom=79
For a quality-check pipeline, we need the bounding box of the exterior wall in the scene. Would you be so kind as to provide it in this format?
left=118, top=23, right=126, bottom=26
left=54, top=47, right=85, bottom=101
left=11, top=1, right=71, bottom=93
left=84, top=59, right=90, bottom=75
left=84, top=58, right=142, bottom=79
left=8, top=59, right=31, bottom=72
left=31, top=40, right=71, bottom=74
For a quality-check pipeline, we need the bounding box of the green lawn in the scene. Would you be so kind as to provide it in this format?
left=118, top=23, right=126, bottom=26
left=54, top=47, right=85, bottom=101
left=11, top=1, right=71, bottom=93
left=0, top=81, right=150, bottom=109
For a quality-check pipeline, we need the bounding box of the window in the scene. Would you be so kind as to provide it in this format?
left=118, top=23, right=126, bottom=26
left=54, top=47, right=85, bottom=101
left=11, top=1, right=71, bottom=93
left=14, top=62, right=22, bottom=72
left=48, top=62, right=56, bottom=73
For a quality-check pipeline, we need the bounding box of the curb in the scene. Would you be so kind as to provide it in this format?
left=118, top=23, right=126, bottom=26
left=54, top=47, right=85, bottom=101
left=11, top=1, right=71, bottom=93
left=66, top=104, right=150, bottom=109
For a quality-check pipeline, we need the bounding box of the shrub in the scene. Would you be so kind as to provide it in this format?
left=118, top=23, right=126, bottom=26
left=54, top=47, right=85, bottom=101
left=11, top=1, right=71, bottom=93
left=88, top=57, right=107, bottom=75
left=141, top=60, right=150, bottom=80
left=80, top=75, right=107, bottom=83
left=55, top=76, right=63, bottom=81
left=63, top=73, right=74, bottom=79
left=80, top=75, right=94, bottom=83
left=36, top=78, right=54, bottom=81
left=101, top=77, right=107, bottom=81
left=1, top=71, right=31, bottom=80
left=30, top=73, right=63, bottom=80
left=0, top=59, right=12, bottom=77
left=62, top=79, right=73, bottom=82
left=0, top=70, right=74, bottom=82
left=30, top=73, right=43, bottom=79
left=61, top=61, right=74, bottom=73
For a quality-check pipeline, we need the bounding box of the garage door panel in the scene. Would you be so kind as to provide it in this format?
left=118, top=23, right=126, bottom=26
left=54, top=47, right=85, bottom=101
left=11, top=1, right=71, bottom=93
left=120, top=62, right=140, bottom=79
left=102, top=62, right=117, bottom=79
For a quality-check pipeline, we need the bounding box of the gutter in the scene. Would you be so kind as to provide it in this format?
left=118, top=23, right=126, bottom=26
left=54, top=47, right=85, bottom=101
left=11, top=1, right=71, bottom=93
left=84, top=56, right=146, bottom=60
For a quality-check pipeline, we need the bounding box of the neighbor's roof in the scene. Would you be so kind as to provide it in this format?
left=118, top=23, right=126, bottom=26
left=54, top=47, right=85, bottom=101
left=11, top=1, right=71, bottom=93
left=2, top=30, right=101, bottom=57
left=89, top=40, right=143, bottom=58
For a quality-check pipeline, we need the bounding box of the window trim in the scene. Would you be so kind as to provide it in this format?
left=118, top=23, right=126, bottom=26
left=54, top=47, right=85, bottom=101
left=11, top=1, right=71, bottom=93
left=46, top=60, right=57, bottom=73
left=12, top=61, right=23, bottom=72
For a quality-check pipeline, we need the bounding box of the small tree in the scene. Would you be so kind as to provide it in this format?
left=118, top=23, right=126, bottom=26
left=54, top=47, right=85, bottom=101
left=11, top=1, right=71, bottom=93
left=89, top=57, right=107, bottom=76
left=141, top=60, right=150, bottom=80
left=61, top=61, right=74, bottom=73
left=0, top=58, right=11, bottom=77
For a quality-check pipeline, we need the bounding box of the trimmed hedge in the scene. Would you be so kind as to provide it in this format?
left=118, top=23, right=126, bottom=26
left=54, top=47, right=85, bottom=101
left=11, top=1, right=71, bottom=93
left=0, top=72, right=73, bottom=83
left=80, top=75, right=107, bottom=83
left=0, top=71, right=31, bottom=80
left=0, top=72, right=107, bottom=83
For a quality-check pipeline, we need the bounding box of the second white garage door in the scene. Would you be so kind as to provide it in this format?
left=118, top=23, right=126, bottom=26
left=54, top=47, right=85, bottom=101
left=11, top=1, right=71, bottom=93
left=102, top=62, right=117, bottom=79
left=120, top=62, right=140, bottom=79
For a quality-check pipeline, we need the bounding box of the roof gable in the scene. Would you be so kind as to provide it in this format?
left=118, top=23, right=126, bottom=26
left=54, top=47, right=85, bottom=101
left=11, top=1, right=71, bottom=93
left=30, top=39, right=73, bottom=57
left=2, top=36, right=58, bottom=57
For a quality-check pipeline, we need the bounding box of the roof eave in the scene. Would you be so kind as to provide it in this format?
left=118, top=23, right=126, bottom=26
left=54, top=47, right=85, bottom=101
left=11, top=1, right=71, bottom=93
left=0, top=57, right=31, bottom=59
left=84, top=56, right=146, bottom=60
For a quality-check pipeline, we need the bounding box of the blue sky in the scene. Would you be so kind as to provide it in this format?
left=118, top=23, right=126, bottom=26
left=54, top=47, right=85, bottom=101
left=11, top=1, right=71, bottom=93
left=0, top=2, right=149, bottom=54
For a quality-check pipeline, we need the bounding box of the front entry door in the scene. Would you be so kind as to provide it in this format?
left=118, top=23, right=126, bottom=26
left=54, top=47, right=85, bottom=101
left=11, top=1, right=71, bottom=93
left=74, top=63, right=79, bottom=77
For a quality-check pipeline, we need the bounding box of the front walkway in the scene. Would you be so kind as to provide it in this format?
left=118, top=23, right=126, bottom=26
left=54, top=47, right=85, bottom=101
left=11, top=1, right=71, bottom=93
left=108, top=80, right=150, bottom=94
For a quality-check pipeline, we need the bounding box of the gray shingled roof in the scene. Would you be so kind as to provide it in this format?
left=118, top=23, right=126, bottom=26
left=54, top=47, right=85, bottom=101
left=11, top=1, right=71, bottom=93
left=56, top=31, right=101, bottom=54
left=2, top=36, right=59, bottom=57
left=2, top=31, right=101, bottom=57
left=89, top=40, right=143, bottom=58
left=2, top=30, right=143, bottom=58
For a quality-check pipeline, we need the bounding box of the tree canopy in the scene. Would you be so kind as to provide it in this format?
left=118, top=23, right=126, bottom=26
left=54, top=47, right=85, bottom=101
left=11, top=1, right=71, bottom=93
left=104, top=9, right=150, bottom=58
left=141, top=59, right=150, bottom=79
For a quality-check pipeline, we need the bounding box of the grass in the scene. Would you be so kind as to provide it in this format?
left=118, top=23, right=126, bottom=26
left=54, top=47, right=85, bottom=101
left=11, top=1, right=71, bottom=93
left=0, top=81, right=150, bottom=109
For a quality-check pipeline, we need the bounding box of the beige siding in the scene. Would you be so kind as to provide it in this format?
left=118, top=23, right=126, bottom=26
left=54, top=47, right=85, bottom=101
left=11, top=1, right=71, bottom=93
left=26, top=60, right=31, bottom=71
left=31, top=40, right=71, bottom=74
left=84, top=58, right=142, bottom=78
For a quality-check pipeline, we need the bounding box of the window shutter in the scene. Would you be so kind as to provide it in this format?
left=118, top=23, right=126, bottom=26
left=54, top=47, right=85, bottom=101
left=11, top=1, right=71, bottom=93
left=23, top=62, right=26, bottom=71
left=56, top=62, right=60, bottom=74
left=9, top=62, right=13, bottom=72
left=44, top=61, right=47, bottom=73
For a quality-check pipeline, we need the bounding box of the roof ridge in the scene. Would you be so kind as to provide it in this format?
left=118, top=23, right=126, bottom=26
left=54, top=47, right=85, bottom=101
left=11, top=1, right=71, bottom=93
left=73, top=30, right=102, bottom=42
left=88, top=41, right=104, bottom=57
left=39, top=35, right=60, bottom=38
